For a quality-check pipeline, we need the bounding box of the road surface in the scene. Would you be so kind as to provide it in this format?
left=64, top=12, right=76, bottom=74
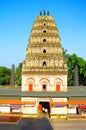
left=51, top=119, right=86, bottom=130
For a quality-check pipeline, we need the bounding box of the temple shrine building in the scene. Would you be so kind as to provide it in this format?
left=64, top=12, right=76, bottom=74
left=21, top=10, right=67, bottom=115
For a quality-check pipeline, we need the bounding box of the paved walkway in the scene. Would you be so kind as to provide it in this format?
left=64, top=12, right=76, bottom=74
left=0, top=116, right=53, bottom=130
left=51, top=119, right=86, bottom=130
left=0, top=114, right=86, bottom=130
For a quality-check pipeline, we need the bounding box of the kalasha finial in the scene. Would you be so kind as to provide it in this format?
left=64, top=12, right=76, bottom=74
left=40, top=11, right=42, bottom=15
left=47, top=10, right=49, bottom=15
left=43, top=10, right=46, bottom=15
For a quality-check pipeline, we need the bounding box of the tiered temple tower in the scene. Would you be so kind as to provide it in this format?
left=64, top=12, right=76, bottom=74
left=22, top=10, right=67, bottom=92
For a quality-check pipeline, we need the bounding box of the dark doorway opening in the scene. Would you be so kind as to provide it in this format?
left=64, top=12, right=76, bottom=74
left=39, top=101, right=50, bottom=117
left=43, top=38, right=46, bottom=42
left=42, top=61, right=46, bottom=67
left=42, top=84, right=46, bottom=90
left=43, top=49, right=46, bottom=53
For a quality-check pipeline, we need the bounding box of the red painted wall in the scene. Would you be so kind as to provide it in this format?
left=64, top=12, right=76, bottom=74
left=56, top=84, right=60, bottom=92
left=28, top=84, right=33, bottom=91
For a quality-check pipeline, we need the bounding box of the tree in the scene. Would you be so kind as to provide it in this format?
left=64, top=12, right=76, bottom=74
left=15, top=63, right=22, bottom=86
left=65, top=53, right=86, bottom=86
left=0, top=66, right=11, bottom=85
left=10, top=64, right=15, bottom=86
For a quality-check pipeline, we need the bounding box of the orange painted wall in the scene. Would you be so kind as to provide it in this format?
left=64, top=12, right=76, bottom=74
left=28, top=84, right=33, bottom=91
left=56, top=84, right=60, bottom=92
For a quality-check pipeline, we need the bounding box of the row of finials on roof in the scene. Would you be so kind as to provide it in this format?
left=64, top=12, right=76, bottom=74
left=40, top=10, right=50, bottom=16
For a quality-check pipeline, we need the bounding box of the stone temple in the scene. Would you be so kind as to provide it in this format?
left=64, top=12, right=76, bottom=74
left=21, top=10, right=68, bottom=115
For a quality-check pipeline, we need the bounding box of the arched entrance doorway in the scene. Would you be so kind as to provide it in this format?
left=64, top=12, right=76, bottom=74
left=39, top=101, right=50, bottom=117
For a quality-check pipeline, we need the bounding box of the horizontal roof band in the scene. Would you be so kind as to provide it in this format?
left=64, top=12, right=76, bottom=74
left=0, top=100, right=86, bottom=105
left=0, top=100, right=36, bottom=105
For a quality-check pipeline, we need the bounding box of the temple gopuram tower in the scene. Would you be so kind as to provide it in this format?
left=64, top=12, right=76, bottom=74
left=22, top=10, right=67, bottom=92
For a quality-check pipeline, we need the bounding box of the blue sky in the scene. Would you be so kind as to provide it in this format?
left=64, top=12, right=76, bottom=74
left=0, top=0, right=86, bottom=68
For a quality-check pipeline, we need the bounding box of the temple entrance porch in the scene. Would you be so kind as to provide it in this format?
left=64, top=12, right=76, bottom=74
left=38, top=101, right=50, bottom=117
